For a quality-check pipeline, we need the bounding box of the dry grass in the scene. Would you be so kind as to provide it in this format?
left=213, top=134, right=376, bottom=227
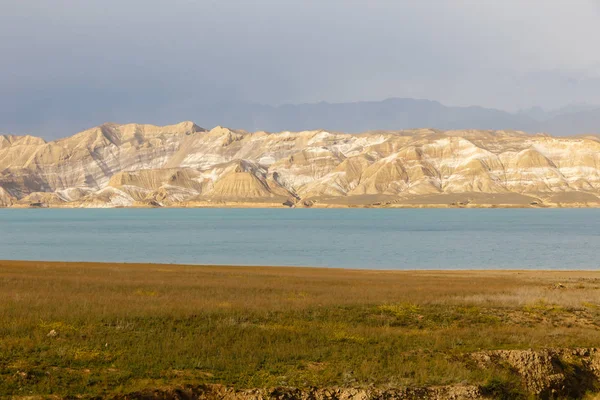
left=1, top=260, right=600, bottom=397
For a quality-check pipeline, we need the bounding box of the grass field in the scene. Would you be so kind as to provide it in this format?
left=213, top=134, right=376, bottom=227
left=1, top=260, right=600, bottom=398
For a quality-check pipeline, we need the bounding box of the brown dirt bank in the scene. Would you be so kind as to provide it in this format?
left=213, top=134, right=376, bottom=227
left=6, top=189, right=600, bottom=209
left=2, top=261, right=600, bottom=399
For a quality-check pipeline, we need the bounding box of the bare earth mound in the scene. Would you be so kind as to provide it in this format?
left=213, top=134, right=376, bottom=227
left=2, top=123, right=600, bottom=208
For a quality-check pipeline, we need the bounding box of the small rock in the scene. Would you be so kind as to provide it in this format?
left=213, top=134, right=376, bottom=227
left=14, top=371, right=28, bottom=379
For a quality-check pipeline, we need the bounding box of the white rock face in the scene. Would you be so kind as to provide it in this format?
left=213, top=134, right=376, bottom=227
left=1, top=123, right=600, bottom=208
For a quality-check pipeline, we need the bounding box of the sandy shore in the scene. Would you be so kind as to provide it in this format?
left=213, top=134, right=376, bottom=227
left=5, top=190, right=600, bottom=209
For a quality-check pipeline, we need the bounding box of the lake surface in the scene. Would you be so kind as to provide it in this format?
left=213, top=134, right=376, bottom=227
left=0, top=208, right=598, bottom=269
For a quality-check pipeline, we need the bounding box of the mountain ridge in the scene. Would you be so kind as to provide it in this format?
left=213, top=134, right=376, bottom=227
left=188, top=98, right=599, bottom=136
left=1, top=122, right=600, bottom=208
left=6, top=98, right=600, bottom=140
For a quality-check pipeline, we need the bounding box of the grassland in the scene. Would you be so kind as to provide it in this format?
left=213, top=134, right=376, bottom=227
left=1, top=261, right=600, bottom=398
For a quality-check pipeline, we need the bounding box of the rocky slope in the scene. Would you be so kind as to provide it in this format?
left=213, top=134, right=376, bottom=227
left=1, top=122, right=600, bottom=208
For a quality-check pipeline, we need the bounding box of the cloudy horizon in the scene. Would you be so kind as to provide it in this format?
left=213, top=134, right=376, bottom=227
left=2, top=0, right=600, bottom=138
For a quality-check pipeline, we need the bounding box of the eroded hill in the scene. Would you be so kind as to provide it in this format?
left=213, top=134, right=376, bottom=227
left=1, top=122, right=600, bottom=208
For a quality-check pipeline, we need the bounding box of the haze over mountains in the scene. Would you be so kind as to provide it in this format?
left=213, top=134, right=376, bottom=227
left=192, top=98, right=600, bottom=136
left=3, top=98, right=600, bottom=141
left=4, top=1, right=600, bottom=141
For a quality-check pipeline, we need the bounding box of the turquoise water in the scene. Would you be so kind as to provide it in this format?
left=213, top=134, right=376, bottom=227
left=0, top=208, right=598, bottom=269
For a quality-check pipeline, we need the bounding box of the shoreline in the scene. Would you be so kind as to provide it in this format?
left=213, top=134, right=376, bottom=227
left=2, top=259, right=599, bottom=273
left=3, top=202, right=600, bottom=209
left=5, top=191, right=600, bottom=210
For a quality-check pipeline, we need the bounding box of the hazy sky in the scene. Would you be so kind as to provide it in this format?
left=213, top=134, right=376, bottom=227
left=2, top=0, right=600, bottom=137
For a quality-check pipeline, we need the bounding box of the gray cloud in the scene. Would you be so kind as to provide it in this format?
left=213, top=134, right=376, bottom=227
left=1, top=0, right=600, bottom=138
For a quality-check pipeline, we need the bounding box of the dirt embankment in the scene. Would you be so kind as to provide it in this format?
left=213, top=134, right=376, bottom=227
left=113, top=348, right=600, bottom=400
left=115, top=385, right=482, bottom=400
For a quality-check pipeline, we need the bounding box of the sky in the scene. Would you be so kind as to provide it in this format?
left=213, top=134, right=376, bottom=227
left=2, top=0, right=600, bottom=138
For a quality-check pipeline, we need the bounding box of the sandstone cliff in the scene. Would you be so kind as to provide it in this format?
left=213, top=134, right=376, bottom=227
left=1, top=123, right=600, bottom=208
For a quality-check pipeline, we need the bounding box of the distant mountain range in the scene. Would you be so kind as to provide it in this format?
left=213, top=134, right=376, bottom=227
left=193, top=98, right=600, bottom=135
